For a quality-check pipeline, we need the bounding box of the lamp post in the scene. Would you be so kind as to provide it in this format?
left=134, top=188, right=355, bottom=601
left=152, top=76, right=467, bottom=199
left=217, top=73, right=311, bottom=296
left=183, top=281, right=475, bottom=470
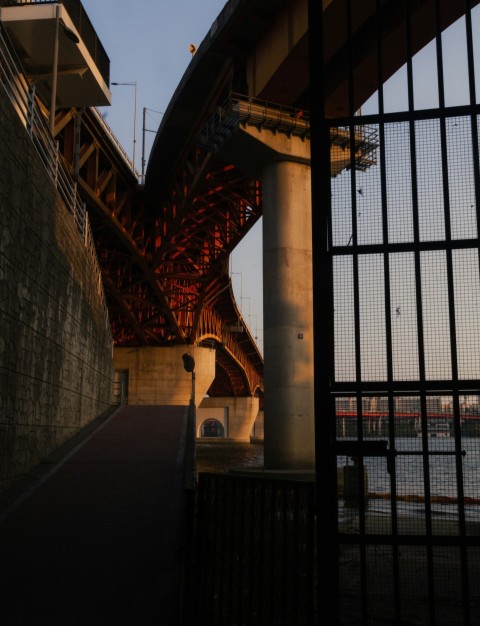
left=111, top=81, right=138, bottom=172
left=141, top=106, right=163, bottom=184
left=231, top=271, right=243, bottom=302
left=182, top=353, right=196, bottom=405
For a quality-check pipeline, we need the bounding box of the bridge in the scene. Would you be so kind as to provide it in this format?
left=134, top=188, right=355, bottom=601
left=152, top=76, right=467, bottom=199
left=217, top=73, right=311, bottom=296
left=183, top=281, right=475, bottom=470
left=2, top=0, right=480, bottom=623
left=1, top=0, right=477, bottom=482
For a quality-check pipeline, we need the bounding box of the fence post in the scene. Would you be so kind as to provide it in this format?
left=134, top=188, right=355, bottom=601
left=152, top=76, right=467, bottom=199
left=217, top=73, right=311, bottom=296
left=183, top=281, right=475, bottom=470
left=27, top=83, right=35, bottom=138
left=53, top=140, right=59, bottom=187
left=71, top=180, right=77, bottom=224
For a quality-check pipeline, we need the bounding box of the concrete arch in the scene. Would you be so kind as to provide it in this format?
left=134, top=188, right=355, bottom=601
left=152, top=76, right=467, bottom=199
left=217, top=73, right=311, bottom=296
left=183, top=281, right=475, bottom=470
left=198, top=418, right=226, bottom=438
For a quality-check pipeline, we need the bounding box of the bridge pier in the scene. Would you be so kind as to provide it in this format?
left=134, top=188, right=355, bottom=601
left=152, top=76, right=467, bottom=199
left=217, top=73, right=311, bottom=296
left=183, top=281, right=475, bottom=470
left=262, top=159, right=315, bottom=469
left=215, top=116, right=315, bottom=469
left=113, top=346, right=215, bottom=407
left=197, top=396, right=260, bottom=441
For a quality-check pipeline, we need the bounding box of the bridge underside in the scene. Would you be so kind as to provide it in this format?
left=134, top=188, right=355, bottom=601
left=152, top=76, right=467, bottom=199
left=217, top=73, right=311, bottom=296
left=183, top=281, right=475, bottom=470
left=45, top=0, right=479, bottom=409
left=46, top=106, right=264, bottom=400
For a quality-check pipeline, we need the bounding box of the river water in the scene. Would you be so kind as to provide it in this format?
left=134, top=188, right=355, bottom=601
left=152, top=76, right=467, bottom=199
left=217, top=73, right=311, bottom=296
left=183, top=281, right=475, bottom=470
left=196, top=440, right=264, bottom=475
left=195, top=437, right=480, bottom=522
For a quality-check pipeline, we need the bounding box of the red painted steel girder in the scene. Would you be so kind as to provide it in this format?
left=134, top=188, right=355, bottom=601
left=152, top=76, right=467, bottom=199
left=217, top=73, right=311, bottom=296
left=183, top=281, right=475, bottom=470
left=53, top=105, right=263, bottom=395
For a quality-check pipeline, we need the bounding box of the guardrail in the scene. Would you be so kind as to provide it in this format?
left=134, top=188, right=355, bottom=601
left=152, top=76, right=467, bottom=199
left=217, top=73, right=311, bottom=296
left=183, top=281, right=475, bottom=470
left=0, top=20, right=112, bottom=338
left=194, top=473, right=316, bottom=624
left=199, top=92, right=310, bottom=153
left=90, top=107, right=139, bottom=177
left=200, top=92, right=378, bottom=172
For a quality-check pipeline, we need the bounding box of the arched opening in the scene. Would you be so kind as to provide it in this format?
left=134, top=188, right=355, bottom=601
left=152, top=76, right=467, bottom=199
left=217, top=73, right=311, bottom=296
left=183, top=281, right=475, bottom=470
left=200, top=418, right=225, bottom=438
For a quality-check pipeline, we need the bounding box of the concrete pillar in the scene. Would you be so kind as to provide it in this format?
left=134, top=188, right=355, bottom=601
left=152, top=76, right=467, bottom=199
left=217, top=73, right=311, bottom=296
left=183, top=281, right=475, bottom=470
left=262, top=159, right=314, bottom=469
left=113, top=346, right=216, bottom=407
left=215, top=116, right=314, bottom=469
left=251, top=409, right=264, bottom=441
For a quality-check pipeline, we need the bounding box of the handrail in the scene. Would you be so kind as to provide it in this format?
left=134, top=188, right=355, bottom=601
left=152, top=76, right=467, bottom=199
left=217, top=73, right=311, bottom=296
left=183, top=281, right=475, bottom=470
left=0, top=20, right=112, bottom=340
left=199, top=92, right=378, bottom=171
left=90, top=107, right=139, bottom=177
left=199, top=92, right=310, bottom=153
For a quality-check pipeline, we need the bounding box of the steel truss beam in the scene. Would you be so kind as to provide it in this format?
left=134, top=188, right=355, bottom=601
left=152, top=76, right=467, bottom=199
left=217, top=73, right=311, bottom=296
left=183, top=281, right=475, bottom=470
left=51, top=105, right=263, bottom=397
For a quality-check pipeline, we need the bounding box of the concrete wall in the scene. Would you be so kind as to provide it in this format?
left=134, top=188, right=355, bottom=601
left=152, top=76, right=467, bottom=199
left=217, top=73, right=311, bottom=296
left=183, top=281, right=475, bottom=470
left=0, top=86, right=114, bottom=496
left=250, top=409, right=264, bottom=441
left=113, top=345, right=216, bottom=407
left=198, top=396, right=259, bottom=441
left=196, top=405, right=228, bottom=437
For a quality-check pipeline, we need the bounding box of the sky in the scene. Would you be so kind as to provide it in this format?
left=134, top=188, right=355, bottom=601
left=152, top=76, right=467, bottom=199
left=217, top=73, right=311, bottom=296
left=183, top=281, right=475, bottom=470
left=80, top=0, right=264, bottom=352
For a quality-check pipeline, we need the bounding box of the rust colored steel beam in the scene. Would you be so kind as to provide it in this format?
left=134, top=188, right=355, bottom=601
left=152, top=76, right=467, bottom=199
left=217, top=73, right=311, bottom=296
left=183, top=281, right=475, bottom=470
left=51, top=103, right=263, bottom=395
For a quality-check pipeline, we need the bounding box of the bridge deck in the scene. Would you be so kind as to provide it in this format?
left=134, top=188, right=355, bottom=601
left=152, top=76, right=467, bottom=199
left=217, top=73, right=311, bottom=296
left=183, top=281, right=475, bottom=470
left=0, top=405, right=191, bottom=625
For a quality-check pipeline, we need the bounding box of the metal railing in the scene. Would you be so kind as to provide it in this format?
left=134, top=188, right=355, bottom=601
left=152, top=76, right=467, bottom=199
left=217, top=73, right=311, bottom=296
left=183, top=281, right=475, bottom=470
left=193, top=473, right=316, bottom=625
left=199, top=93, right=310, bottom=153
left=199, top=92, right=378, bottom=173
left=0, top=0, right=110, bottom=85
left=90, top=107, right=139, bottom=177
left=0, top=20, right=111, bottom=338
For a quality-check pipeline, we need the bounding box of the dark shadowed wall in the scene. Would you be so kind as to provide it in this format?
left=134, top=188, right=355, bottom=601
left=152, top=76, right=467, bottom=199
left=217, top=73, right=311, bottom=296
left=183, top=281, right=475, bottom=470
left=0, top=86, right=114, bottom=496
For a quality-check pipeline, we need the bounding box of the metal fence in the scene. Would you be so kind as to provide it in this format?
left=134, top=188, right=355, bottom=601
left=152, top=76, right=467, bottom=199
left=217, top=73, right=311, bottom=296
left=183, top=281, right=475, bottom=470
left=310, top=1, right=480, bottom=624
left=193, top=473, right=316, bottom=625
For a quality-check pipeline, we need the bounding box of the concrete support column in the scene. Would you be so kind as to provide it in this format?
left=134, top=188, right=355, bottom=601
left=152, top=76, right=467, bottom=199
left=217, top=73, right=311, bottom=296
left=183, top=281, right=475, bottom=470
left=262, top=159, right=314, bottom=469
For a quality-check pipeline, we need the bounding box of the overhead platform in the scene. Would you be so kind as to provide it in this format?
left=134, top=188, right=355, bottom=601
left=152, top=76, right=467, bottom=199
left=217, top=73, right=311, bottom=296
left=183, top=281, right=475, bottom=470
left=0, top=0, right=111, bottom=109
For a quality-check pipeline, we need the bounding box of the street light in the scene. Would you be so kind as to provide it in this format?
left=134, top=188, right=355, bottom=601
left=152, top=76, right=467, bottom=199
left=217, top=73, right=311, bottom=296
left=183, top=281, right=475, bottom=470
left=141, top=106, right=163, bottom=184
left=111, top=81, right=138, bottom=172
left=182, top=353, right=196, bottom=405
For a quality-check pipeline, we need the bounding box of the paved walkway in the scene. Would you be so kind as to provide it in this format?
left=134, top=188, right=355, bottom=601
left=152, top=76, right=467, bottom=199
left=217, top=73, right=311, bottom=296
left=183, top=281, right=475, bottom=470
left=0, top=405, right=192, bottom=625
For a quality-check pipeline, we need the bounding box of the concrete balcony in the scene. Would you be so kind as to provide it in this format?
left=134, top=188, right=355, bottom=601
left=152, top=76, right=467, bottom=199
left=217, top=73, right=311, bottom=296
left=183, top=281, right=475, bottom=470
left=0, top=0, right=111, bottom=109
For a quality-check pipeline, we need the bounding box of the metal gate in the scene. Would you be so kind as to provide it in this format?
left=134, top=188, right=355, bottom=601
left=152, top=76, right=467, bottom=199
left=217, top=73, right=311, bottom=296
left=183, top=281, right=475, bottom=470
left=310, top=1, right=480, bottom=624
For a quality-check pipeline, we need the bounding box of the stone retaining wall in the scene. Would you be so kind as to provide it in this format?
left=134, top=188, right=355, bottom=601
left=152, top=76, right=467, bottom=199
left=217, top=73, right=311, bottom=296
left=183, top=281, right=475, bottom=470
left=0, top=86, right=114, bottom=495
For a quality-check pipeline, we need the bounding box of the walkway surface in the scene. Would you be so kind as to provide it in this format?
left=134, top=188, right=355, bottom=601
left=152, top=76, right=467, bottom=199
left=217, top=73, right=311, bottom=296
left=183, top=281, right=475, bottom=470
left=0, top=405, right=191, bottom=625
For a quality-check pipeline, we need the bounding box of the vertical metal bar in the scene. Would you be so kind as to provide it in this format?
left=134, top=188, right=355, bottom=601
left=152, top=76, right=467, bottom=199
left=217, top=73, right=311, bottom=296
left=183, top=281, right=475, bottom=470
left=465, top=0, right=478, bottom=109
left=306, top=486, right=316, bottom=624
left=267, top=483, right=275, bottom=626
left=74, top=107, right=83, bottom=181
left=83, top=203, right=88, bottom=243
left=224, top=477, right=235, bottom=623
left=71, top=181, right=77, bottom=224
left=465, top=0, right=480, bottom=422
left=142, top=106, right=146, bottom=184
left=464, top=37, right=480, bottom=625
left=27, top=83, right=35, bottom=138
left=54, top=140, right=59, bottom=187
left=434, top=1, right=471, bottom=621
left=309, top=0, right=339, bottom=623
left=258, top=479, right=266, bottom=625
left=290, top=486, right=298, bottom=625
left=50, top=4, right=60, bottom=135
left=404, top=1, right=436, bottom=623
left=375, top=1, right=402, bottom=618
left=209, top=475, right=222, bottom=622
left=237, top=479, right=246, bottom=626
left=344, top=0, right=369, bottom=619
